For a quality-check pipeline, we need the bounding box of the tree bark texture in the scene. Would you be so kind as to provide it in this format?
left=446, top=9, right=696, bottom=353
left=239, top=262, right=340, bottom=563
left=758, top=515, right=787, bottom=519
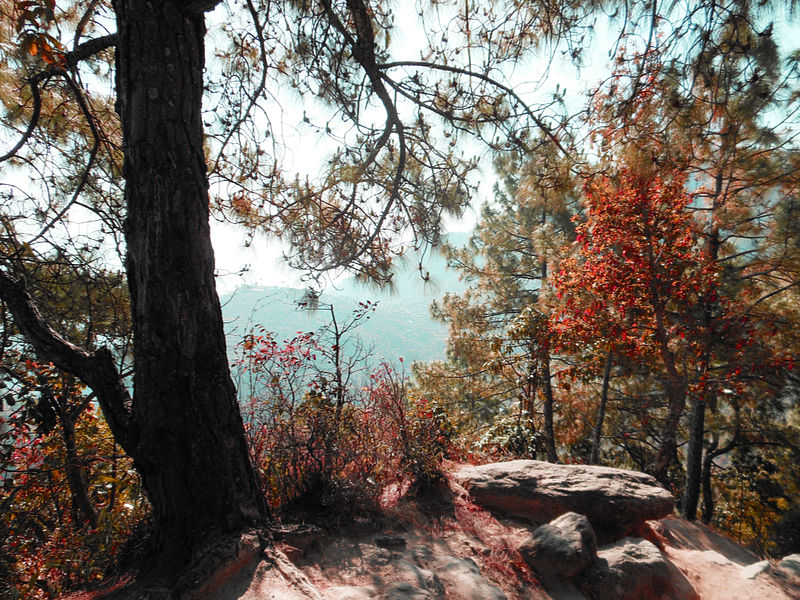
left=700, top=436, right=718, bottom=524
left=685, top=188, right=722, bottom=520
left=649, top=378, right=685, bottom=486
left=113, top=0, right=266, bottom=561
left=682, top=396, right=706, bottom=519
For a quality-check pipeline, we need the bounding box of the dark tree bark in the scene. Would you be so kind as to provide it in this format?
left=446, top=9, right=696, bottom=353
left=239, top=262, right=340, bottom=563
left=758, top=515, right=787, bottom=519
left=682, top=396, right=706, bottom=519
left=541, top=350, right=557, bottom=463
left=113, top=0, right=266, bottom=563
left=0, top=0, right=268, bottom=571
left=58, top=405, right=99, bottom=529
left=589, top=348, right=613, bottom=465
left=647, top=273, right=687, bottom=486
left=649, top=378, right=685, bottom=485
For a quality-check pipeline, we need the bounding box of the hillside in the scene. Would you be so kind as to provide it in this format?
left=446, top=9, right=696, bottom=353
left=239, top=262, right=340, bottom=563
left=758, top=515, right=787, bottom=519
left=220, top=235, right=470, bottom=366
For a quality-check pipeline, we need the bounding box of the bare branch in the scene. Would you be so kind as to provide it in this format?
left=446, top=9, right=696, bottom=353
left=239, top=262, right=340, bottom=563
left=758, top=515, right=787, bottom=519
left=377, top=60, right=575, bottom=162
left=14, top=70, right=102, bottom=254
left=0, top=269, right=134, bottom=455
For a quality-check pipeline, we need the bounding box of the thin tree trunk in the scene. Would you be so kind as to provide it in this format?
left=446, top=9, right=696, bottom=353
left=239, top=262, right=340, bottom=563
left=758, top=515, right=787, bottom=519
left=59, top=404, right=99, bottom=529
left=646, top=271, right=686, bottom=485
left=589, top=348, right=613, bottom=465
left=650, top=379, right=685, bottom=485
left=682, top=395, right=706, bottom=519
left=700, top=435, right=718, bottom=524
left=114, top=0, right=266, bottom=564
left=686, top=172, right=722, bottom=520
left=541, top=350, right=557, bottom=463
left=702, top=399, right=740, bottom=524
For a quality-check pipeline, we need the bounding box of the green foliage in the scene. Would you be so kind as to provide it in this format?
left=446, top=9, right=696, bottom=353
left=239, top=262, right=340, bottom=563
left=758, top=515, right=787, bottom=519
left=476, top=405, right=542, bottom=459
left=767, top=506, right=800, bottom=557
left=398, top=393, right=456, bottom=493
left=711, top=448, right=798, bottom=556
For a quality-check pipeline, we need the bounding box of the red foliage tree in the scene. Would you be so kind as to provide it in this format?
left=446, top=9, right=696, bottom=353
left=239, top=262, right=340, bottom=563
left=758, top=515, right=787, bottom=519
left=554, top=168, right=718, bottom=484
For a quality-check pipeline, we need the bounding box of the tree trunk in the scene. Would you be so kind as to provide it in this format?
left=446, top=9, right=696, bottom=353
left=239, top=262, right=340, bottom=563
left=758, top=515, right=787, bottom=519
left=701, top=399, right=740, bottom=524
left=700, top=436, right=718, bottom=524
left=649, top=378, right=685, bottom=485
left=541, top=350, right=557, bottom=463
left=646, top=275, right=686, bottom=485
left=113, top=0, right=266, bottom=564
left=589, top=348, right=613, bottom=465
left=57, top=400, right=99, bottom=529
left=682, top=395, right=706, bottom=520
left=686, top=176, right=721, bottom=521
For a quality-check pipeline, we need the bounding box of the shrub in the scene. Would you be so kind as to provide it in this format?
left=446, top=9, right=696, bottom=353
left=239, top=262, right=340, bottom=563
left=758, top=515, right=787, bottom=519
left=0, top=400, right=146, bottom=599
left=237, top=327, right=456, bottom=513
left=476, top=404, right=542, bottom=459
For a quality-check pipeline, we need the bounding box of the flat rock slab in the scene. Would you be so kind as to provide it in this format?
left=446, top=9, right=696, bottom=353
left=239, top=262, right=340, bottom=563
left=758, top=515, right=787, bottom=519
left=453, top=460, right=674, bottom=542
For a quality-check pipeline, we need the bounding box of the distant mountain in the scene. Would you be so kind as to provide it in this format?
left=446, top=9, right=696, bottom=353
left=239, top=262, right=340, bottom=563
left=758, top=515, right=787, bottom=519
left=220, top=233, right=470, bottom=366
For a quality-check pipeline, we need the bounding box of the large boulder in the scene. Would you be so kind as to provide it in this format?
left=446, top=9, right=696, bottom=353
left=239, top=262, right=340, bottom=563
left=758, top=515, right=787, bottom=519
left=519, top=512, right=598, bottom=579
left=453, top=460, right=674, bottom=542
left=579, top=538, right=698, bottom=600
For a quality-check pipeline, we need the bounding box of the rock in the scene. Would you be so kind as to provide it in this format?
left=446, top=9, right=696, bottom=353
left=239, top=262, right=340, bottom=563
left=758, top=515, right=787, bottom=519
left=541, top=580, right=590, bottom=600
left=699, top=550, right=735, bottom=566
left=278, top=543, right=305, bottom=562
left=740, top=560, right=771, bottom=579
left=392, top=559, right=445, bottom=596
left=324, top=585, right=378, bottom=599
left=774, top=554, right=800, bottom=587
left=453, top=460, right=674, bottom=542
left=519, top=512, right=598, bottom=579
left=381, top=581, right=432, bottom=600
left=579, top=538, right=698, bottom=600
left=359, top=543, right=393, bottom=567
left=273, top=524, right=326, bottom=552
left=436, top=556, right=507, bottom=600
left=409, top=545, right=434, bottom=564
